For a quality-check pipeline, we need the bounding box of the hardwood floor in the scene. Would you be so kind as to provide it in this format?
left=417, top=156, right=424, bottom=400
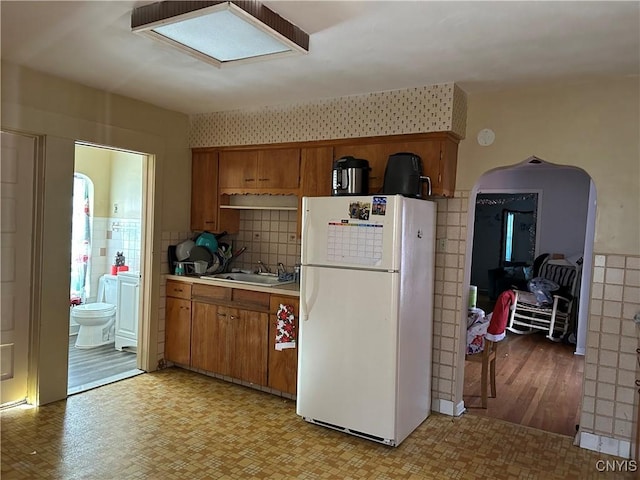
left=67, top=335, right=142, bottom=395
left=464, top=330, right=583, bottom=437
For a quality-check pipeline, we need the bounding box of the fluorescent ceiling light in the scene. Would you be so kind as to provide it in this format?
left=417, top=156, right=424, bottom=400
left=131, top=1, right=309, bottom=68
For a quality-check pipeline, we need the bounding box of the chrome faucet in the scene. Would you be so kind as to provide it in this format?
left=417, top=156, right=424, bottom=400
left=277, top=262, right=286, bottom=275
left=256, top=260, right=272, bottom=274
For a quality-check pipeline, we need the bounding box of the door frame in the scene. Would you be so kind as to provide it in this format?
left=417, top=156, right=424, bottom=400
left=73, top=141, right=156, bottom=373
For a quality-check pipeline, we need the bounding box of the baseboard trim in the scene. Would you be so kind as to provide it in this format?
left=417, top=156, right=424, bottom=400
left=579, top=431, right=631, bottom=458
left=432, top=399, right=465, bottom=417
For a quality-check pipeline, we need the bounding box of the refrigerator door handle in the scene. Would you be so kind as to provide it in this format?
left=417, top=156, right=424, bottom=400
left=300, top=266, right=310, bottom=320
left=300, top=265, right=319, bottom=321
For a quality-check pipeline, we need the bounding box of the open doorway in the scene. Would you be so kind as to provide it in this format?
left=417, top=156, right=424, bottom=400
left=67, top=143, right=147, bottom=394
left=463, top=156, right=596, bottom=437
left=471, top=191, right=540, bottom=313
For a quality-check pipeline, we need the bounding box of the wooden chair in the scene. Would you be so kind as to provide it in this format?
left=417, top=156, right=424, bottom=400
left=466, top=304, right=509, bottom=409
left=465, top=338, right=498, bottom=408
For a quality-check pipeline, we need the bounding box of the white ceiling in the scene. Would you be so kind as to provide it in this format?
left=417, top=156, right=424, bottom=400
left=2, top=1, right=638, bottom=115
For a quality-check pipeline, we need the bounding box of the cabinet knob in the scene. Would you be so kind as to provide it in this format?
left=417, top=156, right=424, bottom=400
left=244, top=178, right=255, bottom=182
left=258, top=178, right=269, bottom=182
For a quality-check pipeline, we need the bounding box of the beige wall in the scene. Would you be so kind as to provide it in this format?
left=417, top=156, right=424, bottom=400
left=75, top=145, right=112, bottom=218
left=451, top=77, right=639, bottom=455
left=1, top=61, right=190, bottom=405
left=459, top=77, right=639, bottom=254
left=110, top=150, right=143, bottom=220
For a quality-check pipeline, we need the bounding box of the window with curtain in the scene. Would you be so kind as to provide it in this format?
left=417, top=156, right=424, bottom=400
left=70, top=173, right=93, bottom=304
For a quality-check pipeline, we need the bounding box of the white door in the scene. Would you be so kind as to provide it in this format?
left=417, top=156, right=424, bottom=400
left=297, top=265, right=399, bottom=441
left=1, top=131, right=35, bottom=406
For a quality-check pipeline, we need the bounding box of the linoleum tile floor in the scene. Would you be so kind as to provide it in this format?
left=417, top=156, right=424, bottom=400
left=1, top=368, right=631, bottom=480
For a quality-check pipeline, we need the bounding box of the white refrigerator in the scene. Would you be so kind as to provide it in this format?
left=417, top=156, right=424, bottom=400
left=297, top=194, right=436, bottom=446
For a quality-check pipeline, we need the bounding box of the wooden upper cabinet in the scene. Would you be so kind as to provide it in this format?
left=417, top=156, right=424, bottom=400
left=333, top=134, right=458, bottom=197
left=333, top=143, right=389, bottom=194
left=257, top=148, right=300, bottom=189
left=191, top=151, right=219, bottom=232
left=218, top=150, right=258, bottom=189
left=297, top=146, right=334, bottom=237
left=433, top=136, right=458, bottom=198
left=218, top=148, right=300, bottom=192
left=191, top=150, right=240, bottom=234
left=300, top=146, right=334, bottom=198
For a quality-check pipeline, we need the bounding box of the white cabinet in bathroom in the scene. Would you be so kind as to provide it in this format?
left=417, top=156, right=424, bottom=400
left=115, top=272, right=140, bottom=351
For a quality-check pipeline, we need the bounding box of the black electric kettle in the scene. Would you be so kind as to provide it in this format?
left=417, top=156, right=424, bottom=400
left=331, top=156, right=370, bottom=196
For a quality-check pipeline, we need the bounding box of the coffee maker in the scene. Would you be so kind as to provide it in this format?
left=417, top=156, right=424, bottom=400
left=331, top=156, right=370, bottom=196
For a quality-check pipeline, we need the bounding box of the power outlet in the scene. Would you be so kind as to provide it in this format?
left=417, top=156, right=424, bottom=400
left=438, top=238, right=447, bottom=251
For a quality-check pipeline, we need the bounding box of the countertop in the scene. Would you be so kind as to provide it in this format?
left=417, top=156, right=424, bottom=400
left=166, top=274, right=300, bottom=297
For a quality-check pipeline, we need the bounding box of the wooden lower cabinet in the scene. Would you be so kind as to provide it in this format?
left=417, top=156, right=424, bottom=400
left=191, top=302, right=231, bottom=374
left=166, top=282, right=297, bottom=393
left=232, top=308, right=269, bottom=386
left=165, top=297, right=192, bottom=366
left=268, top=295, right=300, bottom=395
left=191, top=302, right=268, bottom=386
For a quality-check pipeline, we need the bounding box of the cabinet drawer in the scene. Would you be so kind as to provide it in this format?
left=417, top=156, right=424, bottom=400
left=232, top=289, right=270, bottom=309
left=166, top=281, right=191, bottom=299
left=192, top=284, right=232, bottom=301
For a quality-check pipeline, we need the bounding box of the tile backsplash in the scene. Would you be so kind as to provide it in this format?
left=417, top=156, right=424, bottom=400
left=227, top=210, right=301, bottom=274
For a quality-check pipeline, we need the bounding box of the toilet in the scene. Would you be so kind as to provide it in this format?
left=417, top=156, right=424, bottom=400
left=71, top=274, right=118, bottom=349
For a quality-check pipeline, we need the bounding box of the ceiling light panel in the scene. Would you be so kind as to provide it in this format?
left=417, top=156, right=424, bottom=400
left=131, top=1, right=309, bottom=67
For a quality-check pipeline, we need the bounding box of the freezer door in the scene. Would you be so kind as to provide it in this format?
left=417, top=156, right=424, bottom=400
left=301, top=195, right=401, bottom=271
left=297, top=265, right=399, bottom=441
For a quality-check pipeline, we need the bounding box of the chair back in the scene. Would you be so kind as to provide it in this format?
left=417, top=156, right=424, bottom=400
left=538, top=258, right=580, bottom=297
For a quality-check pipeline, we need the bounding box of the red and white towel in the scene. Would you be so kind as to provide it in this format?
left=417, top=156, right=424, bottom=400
left=275, top=303, right=296, bottom=351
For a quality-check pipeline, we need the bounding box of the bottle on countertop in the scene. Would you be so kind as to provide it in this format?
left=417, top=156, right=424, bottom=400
left=294, top=263, right=301, bottom=284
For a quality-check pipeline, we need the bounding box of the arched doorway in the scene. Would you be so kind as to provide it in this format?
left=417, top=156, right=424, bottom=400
left=461, top=156, right=596, bottom=437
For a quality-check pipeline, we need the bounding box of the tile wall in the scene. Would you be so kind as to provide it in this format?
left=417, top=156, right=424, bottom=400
left=580, top=254, right=640, bottom=456
left=431, top=193, right=469, bottom=407
left=86, top=217, right=141, bottom=302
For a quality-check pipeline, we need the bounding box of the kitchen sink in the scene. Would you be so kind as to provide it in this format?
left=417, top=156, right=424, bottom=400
left=201, top=272, right=295, bottom=287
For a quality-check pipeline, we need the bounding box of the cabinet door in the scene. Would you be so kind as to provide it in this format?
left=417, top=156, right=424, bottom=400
left=165, top=297, right=191, bottom=365
left=434, top=137, right=458, bottom=197
left=191, top=151, right=219, bottom=232
left=219, top=150, right=258, bottom=189
left=298, top=146, right=334, bottom=237
left=230, top=308, right=269, bottom=386
left=268, top=295, right=299, bottom=395
left=115, top=274, right=139, bottom=351
left=257, top=148, right=300, bottom=190
left=191, top=302, right=231, bottom=375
